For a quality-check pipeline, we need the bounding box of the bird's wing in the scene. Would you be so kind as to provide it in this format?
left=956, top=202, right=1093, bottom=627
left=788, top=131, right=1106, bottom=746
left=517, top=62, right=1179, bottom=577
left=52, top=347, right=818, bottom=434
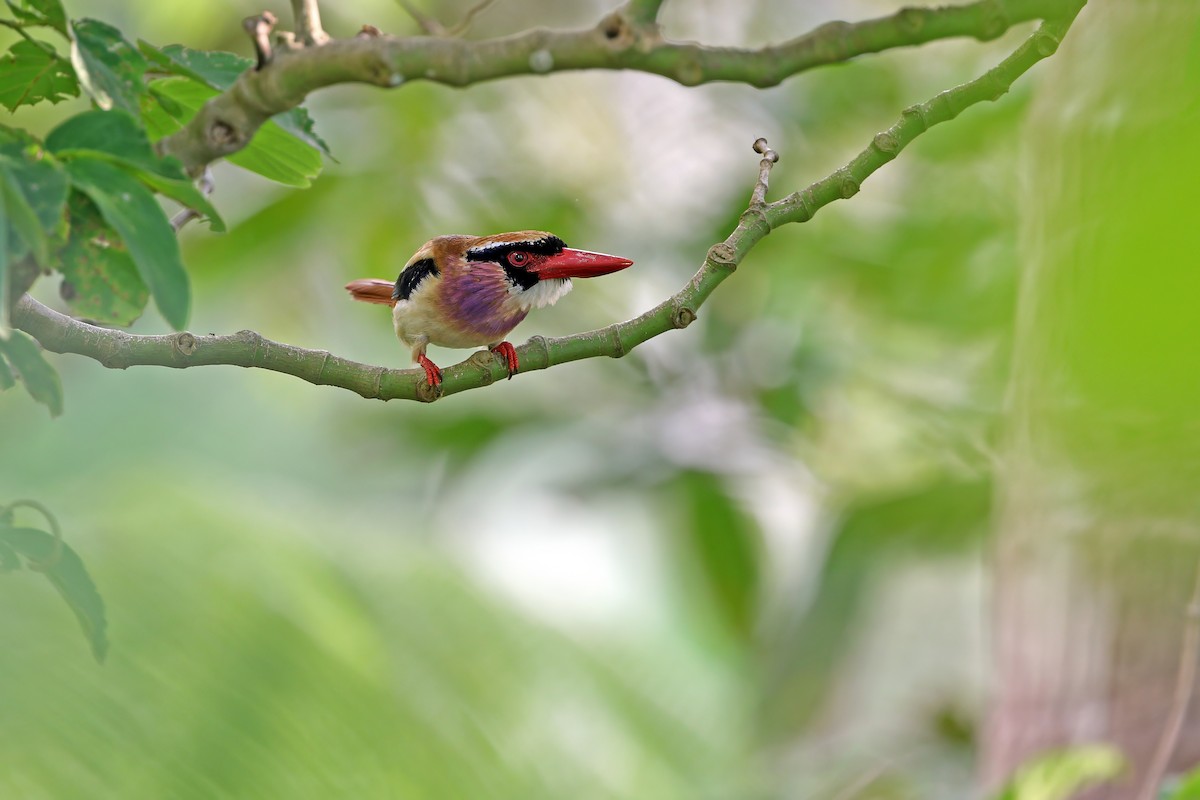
left=345, top=279, right=397, bottom=307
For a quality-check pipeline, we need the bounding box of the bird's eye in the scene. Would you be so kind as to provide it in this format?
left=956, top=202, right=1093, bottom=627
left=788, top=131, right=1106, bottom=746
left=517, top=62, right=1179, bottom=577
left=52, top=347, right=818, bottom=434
left=507, top=251, right=530, bottom=267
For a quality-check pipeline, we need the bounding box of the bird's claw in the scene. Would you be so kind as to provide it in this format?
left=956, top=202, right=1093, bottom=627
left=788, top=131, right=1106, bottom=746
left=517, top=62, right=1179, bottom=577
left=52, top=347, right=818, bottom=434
left=417, top=354, right=443, bottom=387
left=490, top=342, right=519, bottom=380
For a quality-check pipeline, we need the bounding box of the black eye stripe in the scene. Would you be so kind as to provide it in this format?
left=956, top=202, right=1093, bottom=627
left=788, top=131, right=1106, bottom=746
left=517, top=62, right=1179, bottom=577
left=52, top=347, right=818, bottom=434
left=465, top=235, right=566, bottom=263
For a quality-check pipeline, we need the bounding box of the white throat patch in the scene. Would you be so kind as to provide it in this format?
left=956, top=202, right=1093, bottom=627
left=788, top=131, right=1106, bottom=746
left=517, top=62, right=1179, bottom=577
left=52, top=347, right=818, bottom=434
left=512, top=277, right=573, bottom=309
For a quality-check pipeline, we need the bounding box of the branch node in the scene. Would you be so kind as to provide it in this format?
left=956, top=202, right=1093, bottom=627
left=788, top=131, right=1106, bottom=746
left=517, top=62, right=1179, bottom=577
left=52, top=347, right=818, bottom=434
left=901, top=102, right=930, bottom=132
left=173, top=332, right=197, bottom=357
left=415, top=378, right=440, bottom=403
left=836, top=168, right=861, bottom=199
left=528, top=334, right=551, bottom=367
left=243, top=12, right=278, bottom=70
left=606, top=324, right=627, bottom=358
left=598, top=12, right=636, bottom=49
left=671, top=306, right=697, bottom=329
left=469, top=349, right=498, bottom=383
left=358, top=24, right=383, bottom=38
left=872, top=131, right=899, bottom=154
left=707, top=243, right=737, bottom=270
left=1034, top=28, right=1062, bottom=57
left=208, top=120, right=240, bottom=151
left=290, top=0, right=330, bottom=46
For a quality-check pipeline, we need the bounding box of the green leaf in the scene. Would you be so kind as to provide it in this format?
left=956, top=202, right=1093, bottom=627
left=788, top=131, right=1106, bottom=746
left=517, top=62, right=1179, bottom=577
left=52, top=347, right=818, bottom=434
left=138, top=41, right=248, bottom=89
left=0, top=134, right=70, bottom=232
left=46, top=108, right=163, bottom=168
left=0, top=39, right=79, bottom=111
left=0, top=525, right=108, bottom=662
left=0, top=163, right=50, bottom=266
left=139, top=42, right=332, bottom=157
left=144, top=77, right=324, bottom=187
left=68, top=18, right=147, bottom=114
left=0, top=160, right=49, bottom=329
left=59, top=193, right=149, bottom=325
left=5, top=0, right=68, bottom=36
left=0, top=140, right=69, bottom=326
left=991, top=746, right=1125, bottom=800
left=46, top=109, right=224, bottom=231
left=64, top=157, right=190, bottom=328
left=0, top=350, right=14, bottom=389
left=0, top=328, right=63, bottom=415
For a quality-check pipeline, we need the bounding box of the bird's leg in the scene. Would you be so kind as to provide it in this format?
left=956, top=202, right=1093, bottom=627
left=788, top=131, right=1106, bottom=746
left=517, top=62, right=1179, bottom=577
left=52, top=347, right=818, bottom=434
left=410, top=339, right=442, bottom=387
left=417, top=354, right=442, bottom=387
left=489, top=341, right=519, bottom=380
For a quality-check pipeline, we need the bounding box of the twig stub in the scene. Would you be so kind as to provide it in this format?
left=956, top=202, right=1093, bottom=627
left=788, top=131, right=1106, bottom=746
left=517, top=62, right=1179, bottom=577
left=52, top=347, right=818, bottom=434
left=243, top=11, right=278, bottom=70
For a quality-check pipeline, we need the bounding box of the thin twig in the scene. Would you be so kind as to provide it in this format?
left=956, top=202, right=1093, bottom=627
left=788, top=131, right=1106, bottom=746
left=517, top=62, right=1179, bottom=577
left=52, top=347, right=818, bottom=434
left=0, top=18, right=60, bottom=54
left=170, top=169, right=214, bottom=233
left=446, top=0, right=497, bottom=36
left=750, top=137, right=780, bottom=206
left=242, top=11, right=278, bottom=70
left=290, top=0, right=330, bottom=45
left=395, top=0, right=443, bottom=35
left=1136, top=560, right=1200, bottom=800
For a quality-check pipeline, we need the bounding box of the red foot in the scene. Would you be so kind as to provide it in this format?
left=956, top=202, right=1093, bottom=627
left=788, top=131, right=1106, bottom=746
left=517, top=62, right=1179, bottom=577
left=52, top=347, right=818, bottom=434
left=417, top=354, right=442, bottom=387
left=490, top=342, right=519, bottom=380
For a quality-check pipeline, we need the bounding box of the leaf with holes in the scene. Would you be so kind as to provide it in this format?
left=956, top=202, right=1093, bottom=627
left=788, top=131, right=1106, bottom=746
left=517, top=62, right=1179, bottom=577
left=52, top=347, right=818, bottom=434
left=0, top=525, right=108, bottom=662
left=59, top=193, right=149, bottom=325
left=0, top=40, right=79, bottom=111
left=138, top=42, right=332, bottom=157
left=0, top=329, right=63, bottom=415
left=64, top=157, right=189, bottom=329
left=69, top=19, right=147, bottom=114
left=143, top=77, right=324, bottom=187
left=47, top=109, right=224, bottom=231
left=5, top=0, right=68, bottom=35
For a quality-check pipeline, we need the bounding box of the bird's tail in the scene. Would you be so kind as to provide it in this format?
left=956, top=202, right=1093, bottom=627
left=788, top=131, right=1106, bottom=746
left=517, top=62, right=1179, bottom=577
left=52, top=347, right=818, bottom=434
left=344, top=279, right=397, bottom=307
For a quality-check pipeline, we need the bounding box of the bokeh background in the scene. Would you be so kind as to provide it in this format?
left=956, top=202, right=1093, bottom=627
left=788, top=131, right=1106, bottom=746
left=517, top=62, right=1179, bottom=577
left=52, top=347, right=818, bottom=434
left=3, top=1, right=1191, bottom=798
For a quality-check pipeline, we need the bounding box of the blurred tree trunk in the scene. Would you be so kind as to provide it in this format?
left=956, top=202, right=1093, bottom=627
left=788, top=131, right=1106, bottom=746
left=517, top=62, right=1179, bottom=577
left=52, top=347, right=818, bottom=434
left=985, top=3, right=1200, bottom=796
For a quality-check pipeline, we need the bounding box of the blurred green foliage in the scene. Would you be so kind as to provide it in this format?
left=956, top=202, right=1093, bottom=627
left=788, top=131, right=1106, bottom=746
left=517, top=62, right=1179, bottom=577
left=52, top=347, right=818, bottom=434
left=0, top=1, right=1094, bottom=797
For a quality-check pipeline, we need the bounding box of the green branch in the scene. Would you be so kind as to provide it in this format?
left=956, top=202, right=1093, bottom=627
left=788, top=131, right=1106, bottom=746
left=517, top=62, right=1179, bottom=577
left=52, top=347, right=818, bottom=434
left=14, top=5, right=1085, bottom=404
left=159, top=0, right=1080, bottom=172
left=621, top=0, right=668, bottom=26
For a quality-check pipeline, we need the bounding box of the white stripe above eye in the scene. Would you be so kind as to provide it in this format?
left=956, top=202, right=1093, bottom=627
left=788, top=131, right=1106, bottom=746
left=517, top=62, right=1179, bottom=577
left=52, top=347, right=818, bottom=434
left=468, top=238, right=553, bottom=259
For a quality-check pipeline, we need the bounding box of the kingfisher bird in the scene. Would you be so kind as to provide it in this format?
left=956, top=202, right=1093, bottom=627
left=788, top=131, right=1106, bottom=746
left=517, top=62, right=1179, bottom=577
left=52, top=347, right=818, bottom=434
left=346, top=231, right=633, bottom=387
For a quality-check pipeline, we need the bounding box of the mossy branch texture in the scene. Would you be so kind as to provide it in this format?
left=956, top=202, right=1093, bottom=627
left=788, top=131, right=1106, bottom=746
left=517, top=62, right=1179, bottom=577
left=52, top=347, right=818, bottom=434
left=16, top=0, right=1089, bottom=400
